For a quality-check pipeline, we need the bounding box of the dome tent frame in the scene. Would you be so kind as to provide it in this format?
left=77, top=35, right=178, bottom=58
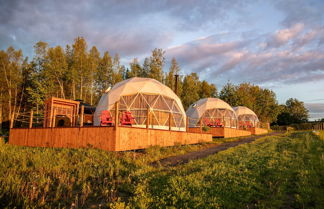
left=112, top=92, right=185, bottom=130
left=94, top=77, right=186, bottom=131
left=186, top=98, right=238, bottom=128
left=233, top=106, right=259, bottom=128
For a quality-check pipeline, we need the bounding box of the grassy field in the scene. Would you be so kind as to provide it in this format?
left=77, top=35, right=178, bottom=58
left=0, top=132, right=323, bottom=208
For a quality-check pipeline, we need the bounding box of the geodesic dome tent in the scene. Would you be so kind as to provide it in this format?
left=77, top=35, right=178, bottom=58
left=94, top=77, right=186, bottom=131
left=233, top=106, right=259, bottom=128
left=186, top=98, right=237, bottom=128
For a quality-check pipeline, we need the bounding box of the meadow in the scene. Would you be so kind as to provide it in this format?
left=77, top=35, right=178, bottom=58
left=0, top=131, right=323, bottom=208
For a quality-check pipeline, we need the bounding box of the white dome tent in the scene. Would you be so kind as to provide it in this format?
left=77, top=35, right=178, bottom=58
left=233, top=106, right=259, bottom=128
left=94, top=77, right=186, bottom=131
left=186, top=98, right=237, bottom=128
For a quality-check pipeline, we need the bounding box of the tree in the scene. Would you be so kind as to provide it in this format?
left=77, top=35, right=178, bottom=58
left=0, top=47, right=24, bottom=127
left=255, top=88, right=281, bottom=123
left=95, top=51, right=113, bottom=94
left=219, top=82, right=240, bottom=106
left=181, top=73, right=201, bottom=110
left=148, top=48, right=165, bottom=82
left=88, top=46, right=100, bottom=104
left=219, top=82, right=280, bottom=123
left=128, top=58, right=142, bottom=78
left=199, top=80, right=217, bottom=98
left=112, top=54, right=124, bottom=85
left=71, top=37, right=88, bottom=101
left=166, top=58, right=180, bottom=91
left=141, top=58, right=150, bottom=77
left=276, top=98, right=309, bottom=125
left=43, top=46, right=68, bottom=98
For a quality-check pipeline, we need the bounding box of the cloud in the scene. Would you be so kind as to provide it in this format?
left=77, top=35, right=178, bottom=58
left=267, top=23, right=304, bottom=48
left=305, top=103, right=324, bottom=120
left=306, top=103, right=324, bottom=113
left=166, top=22, right=324, bottom=86
left=274, top=0, right=324, bottom=27
left=0, top=0, right=323, bottom=87
left=0, top=0, right=252, bottom=57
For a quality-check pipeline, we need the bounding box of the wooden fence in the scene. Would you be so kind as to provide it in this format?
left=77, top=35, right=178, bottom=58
left=9, top=126, right=212, bottom=151
left=313, top=123, right=324, bottom=130
left=248, top=127, right=268, bottom=135
left=188, top=127, right=252, bottom=138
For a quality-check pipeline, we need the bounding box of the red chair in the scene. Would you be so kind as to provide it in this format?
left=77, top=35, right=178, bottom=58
left=239, top=121, right=244, bottom=129
left=204, top=118, right=214, bottom=127
left=120, top=111, right=135, bottom=126
left=246, top=121, right=252, bottom=128
left=100, top=110, right=113, bottom=126
left=215, top=119, right=224, bottom=127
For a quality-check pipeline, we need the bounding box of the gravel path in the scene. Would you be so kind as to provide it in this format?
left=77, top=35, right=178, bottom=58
left=151, top=132, right=284, bottom=167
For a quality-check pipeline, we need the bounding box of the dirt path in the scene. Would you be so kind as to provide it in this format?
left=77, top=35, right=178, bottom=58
left=151, top=132, right=284, bottom=167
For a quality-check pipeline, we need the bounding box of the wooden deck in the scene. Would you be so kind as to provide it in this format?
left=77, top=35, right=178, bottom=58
left=9, top=126, right=212, bottom=151
left=188, top=127, right=251, bottom=138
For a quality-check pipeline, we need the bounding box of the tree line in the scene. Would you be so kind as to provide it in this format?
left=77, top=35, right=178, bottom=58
left=0, top=37, right=308, bottom=133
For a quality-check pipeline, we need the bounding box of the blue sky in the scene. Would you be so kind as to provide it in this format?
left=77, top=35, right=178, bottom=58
left=1, top=0, right=324, bottom=119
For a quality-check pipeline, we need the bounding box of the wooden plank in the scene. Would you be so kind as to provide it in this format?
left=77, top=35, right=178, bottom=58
left=9, top=126, right=212, bottom=152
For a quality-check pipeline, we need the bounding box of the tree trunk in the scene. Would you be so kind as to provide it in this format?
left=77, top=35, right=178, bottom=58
left=72, top=80, right=76, bottom=100
left=80, top=76, right=83, bottom=101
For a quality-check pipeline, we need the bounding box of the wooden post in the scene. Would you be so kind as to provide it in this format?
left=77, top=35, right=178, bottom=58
left=169, top=112, right=172, bottom=131
left=29, top=110, right=33, bottom=128
left=174, top=74, right=179, bottom=95
left=186, top=116, right=189, bottom=132
left=200, top=118, right=202, bottom=133
left=114, top=102, right=119, bottom=130
left=52, top=109, right=57, bottom=128
left=80, top=105, right=84, bottom=127
left=10, top=111, right=14, bottom=129
left=146, top=108, right=150, bottom=129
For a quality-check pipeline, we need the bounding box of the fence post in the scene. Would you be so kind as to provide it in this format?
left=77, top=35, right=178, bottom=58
left=29, top=110, right=33, bottom=129
left=10, top=112, right=15, bottom=129
left=114, top=102, right=119, bottom=130
left=52, top=109, right=56, bottom=128
left=80, top=105, right=84, bottom=127
left=169, top=112, right=172, bottom=131
left=146, top=108, right=150, bottom=129
left=186, top=116, right=189, bottom=132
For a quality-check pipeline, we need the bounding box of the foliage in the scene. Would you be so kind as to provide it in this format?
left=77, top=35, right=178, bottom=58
left=0, top=39, right=221, bottom=131
left=276, top=98, right=309, bottom=125
left=1, top=132, right=324, bottom=208
left=219, top=82, right=281, bottom=123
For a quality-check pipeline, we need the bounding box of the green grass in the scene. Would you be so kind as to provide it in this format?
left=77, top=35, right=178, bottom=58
left=0, top=132, right=323, bottom=208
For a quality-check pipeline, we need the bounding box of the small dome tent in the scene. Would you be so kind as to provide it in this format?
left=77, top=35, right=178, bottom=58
left=186, top=98, right=237, bottom=128
left=94, top=77, right=186, bottom=131
left=233, top=106, right=259, bottom=128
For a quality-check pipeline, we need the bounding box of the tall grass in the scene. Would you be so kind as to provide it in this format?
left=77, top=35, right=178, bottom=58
left=125, top=132, right=324, bottom=208
left=1, top=132, right=323, bottom=208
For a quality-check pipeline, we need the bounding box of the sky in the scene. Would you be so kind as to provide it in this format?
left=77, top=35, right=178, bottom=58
left=1, top=0, right=324, bottom=120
